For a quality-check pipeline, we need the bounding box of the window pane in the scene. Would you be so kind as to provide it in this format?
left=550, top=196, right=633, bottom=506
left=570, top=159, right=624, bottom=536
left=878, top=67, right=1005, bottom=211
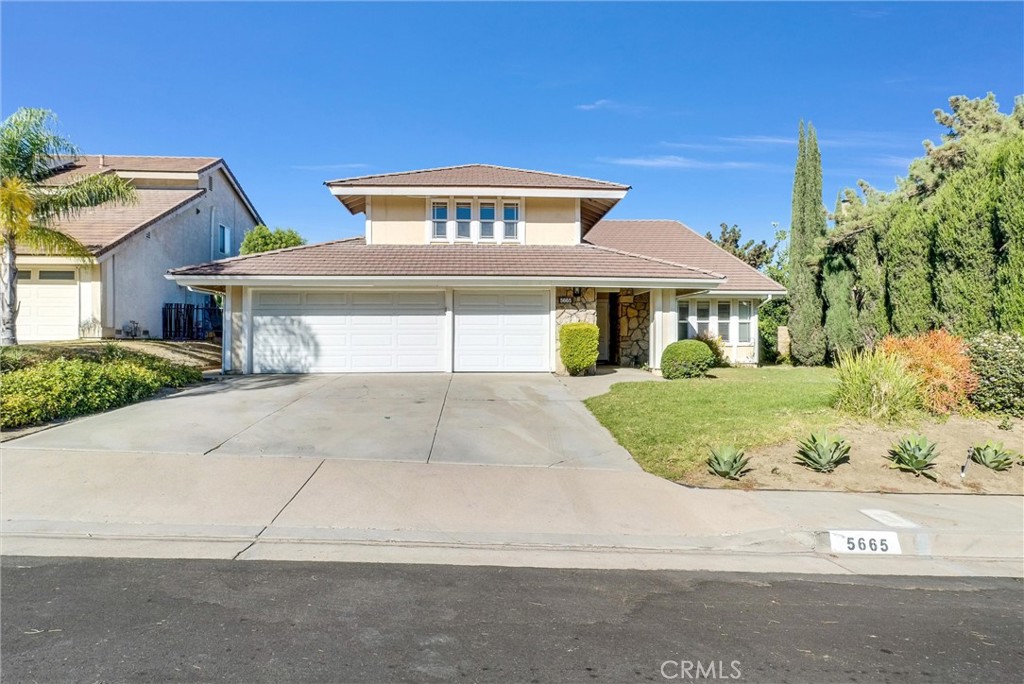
left=718, top=301, right=731, bottom=319
left=718, top=321, right=730, bottom=341
left=480, top=204, right=495, bottom=221
left=697, top=321, right=709, bottom=336
left=432, top=202, right=448, bottom=239
left=456, top=204, right=471, bottom=220
left=696, top=301, right=710, bottom=320
left=39, top=270, right=75, bottom=281
left=433, top=221, right=447, bottom=239
left=503, top=204, right=518, bottom=222
left=739, top=322, right=751, bottom=344
left=739, top=300, right=752, bottom=319
left=432, top=204, right=447, bottom=220
left=480, top=222, right=494, bottom=238
left=16, top=271, right=31, bottom=280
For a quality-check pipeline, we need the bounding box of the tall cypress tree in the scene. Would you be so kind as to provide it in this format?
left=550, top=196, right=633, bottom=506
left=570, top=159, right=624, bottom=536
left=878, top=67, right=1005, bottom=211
left=788, top=122, right=827, bottom=364
left=994, top=132, right=1024, bottom=332
left=822, top=194, right=859, bottom=357
left=883, top=200, right=933, bottom=334
left=853, top=226, right=890, bottom=346
left=931, top=155, right=999, bottom=336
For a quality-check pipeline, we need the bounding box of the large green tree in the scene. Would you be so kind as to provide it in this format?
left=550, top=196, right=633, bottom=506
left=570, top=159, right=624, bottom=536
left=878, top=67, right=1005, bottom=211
left=0, top=109, right=135, bottom=345
left=239, top=224, right=306, bottom=255
left=993, top=131, right=1024, bottom=333
left=705, top=222, right=777, bottom=270
left=882, top=200, right=933, bottom=334
left=787, top=122, right=827, bottom=365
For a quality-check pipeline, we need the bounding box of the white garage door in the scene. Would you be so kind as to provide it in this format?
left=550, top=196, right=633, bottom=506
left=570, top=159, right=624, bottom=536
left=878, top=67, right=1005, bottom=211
left=454, top=291, right=551, bottom=372
left=252, top=290, right=446, bottom=373
left=16, top=269, right=80, bottom=342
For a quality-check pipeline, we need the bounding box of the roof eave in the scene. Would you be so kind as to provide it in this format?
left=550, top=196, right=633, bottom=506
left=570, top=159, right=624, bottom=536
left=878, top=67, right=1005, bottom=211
left=167, top=274, right=725, bottom=290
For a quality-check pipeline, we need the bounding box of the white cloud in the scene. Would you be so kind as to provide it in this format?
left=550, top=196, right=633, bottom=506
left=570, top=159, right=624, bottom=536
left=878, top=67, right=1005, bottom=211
left=575, top=99, right=647, bottom=114
left=601, top=155, right=765, bottom=170
left=576, top=98, right=615, bottom=111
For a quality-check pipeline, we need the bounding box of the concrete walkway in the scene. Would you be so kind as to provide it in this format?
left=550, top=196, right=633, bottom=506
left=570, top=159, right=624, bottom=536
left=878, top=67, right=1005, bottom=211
left=2, top=448, right=1021, bottom=577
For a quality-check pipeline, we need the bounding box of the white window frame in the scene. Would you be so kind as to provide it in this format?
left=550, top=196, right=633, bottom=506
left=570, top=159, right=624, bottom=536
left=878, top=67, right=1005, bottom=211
left=479, top=200, right=497, bottom=242
left=677, top=300, right=692, bottom=340
left=694, top=300, right=711, bottom=337
left=425, top=197, right=525, bottom=244
left=738, top=300, right=753, bottom=344
left=218, top=224, right=232, bottom=255
left=455, top=201, right=473, bottom=241
left=716, top=300, right=732, bottom=343
left=429, top=199, right=450, bottom=242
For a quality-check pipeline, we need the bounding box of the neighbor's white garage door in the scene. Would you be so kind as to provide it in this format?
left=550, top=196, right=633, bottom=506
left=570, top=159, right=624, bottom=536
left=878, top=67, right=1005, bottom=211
left=454, top=291, right=550, bottom=372
left=16, top=269, right=80, bottom=342
left=252, top=290, right=446, bottom=373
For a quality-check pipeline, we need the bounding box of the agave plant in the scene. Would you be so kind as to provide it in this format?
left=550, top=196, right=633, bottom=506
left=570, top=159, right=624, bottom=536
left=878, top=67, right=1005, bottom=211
left=794, top=432, right=851, bottom=473
left=707, top=445, right=751, bottom=480
left=887, top=435, right=939, bottom=480
left=969, top=441, right=1018, bottom=472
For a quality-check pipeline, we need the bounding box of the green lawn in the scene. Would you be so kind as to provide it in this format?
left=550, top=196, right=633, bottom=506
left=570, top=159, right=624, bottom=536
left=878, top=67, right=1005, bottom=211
left=585, top=366, right=840, bottom=480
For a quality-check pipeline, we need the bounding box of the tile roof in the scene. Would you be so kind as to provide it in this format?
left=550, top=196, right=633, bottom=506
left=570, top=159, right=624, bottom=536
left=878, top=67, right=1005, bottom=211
left=168, top=237, right=724, bottom=282
left=585, top=220, right=786, bottom=293
left=41, top=155, right=220, bottom=186
left=32, top=188, right=206, bottom=256
left=325, top=164, right=629, bottom=191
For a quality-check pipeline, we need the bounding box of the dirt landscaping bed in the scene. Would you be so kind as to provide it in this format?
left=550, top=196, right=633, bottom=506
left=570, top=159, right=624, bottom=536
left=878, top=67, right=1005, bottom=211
left=683, top=414, right=1024, bottom=495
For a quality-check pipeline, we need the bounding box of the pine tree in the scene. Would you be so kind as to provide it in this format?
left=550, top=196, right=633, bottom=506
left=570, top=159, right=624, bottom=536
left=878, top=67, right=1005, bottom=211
left=994, top=132, right=1024, bottom=332
left=788, top=122, right=827, bottom=365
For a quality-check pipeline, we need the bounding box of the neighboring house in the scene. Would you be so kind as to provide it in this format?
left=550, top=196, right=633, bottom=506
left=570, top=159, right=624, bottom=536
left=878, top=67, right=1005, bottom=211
left=17, top=155, right=261, bottom=341
left=168, top=164, right=784, bottom=374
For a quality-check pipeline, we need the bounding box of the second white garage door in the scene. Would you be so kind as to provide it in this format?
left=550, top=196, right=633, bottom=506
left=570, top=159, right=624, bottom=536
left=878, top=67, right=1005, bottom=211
left=252, top=290, right=446, bottom=373
left=454, top=291, right=551, bottom=372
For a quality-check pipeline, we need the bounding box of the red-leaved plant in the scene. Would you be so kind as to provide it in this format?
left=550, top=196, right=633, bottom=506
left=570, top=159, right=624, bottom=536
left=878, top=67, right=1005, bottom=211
left=879, top=330, right=979, bottom=415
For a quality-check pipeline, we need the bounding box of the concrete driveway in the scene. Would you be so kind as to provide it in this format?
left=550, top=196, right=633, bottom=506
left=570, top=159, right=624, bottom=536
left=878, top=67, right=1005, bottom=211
left=3, top=374, right=639, bottom=471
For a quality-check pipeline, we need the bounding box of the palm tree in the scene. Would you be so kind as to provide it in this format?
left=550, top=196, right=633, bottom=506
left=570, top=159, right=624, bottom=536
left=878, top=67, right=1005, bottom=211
left=0, top=108, right=136, bottom=345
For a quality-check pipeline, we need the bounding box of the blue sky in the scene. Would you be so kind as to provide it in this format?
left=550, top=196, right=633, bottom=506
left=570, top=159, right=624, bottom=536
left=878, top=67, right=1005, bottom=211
left=3, top=2, right=1022, bottom=245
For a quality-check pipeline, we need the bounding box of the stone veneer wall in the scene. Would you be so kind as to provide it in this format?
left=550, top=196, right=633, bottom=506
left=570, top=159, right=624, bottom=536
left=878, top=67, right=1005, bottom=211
left=618, top=289, right=650, bottom=367
left=554, top=287, right=597, bottom=375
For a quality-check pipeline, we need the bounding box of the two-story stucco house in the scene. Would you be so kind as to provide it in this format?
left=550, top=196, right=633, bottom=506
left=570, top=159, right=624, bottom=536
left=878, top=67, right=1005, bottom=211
left=168, top=164, right=784, bottom=374
left=16, top=155, right=261, bottom=341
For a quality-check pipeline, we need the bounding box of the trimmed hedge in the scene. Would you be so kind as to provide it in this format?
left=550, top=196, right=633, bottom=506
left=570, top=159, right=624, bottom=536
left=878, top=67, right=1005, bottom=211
left=968, top=331, right=1024, bottom=416
left=559, top=322, right=600, bottom=376
left=661, top=340, right=715, bottom=379
left=1, top=358, right=163, bottom=429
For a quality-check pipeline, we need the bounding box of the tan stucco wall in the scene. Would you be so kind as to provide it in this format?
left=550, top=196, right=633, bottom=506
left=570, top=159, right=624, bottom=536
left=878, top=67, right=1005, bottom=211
left=524, top=198, right=577, bottom=245
left=368, top=196, right=425, bottom=244
left=100, top=166, right=258, bottom=337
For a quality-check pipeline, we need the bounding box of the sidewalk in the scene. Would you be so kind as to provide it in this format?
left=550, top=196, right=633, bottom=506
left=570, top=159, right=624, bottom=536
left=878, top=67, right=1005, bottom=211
left=2, top=449, right=1021, bottom=577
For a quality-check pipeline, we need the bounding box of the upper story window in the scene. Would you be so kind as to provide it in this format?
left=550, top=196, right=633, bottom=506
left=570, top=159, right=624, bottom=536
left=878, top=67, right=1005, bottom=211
left=480, top=202, right=496, bottom=240
left=431, top=201, right=448, bottom=240
left=456, top=202, right=472, bottom=240
left=218, top=224, right=232, bottom=255
left=503, top=202, right=520, bottom=239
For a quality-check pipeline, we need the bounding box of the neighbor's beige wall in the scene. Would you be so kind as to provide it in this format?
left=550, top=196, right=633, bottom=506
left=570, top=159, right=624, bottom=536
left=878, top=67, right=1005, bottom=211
left=369, top=196, right=425, bottom=244
left=229, top=286, right=244, bottom=372
left=524, top=198, right=577, bottom=245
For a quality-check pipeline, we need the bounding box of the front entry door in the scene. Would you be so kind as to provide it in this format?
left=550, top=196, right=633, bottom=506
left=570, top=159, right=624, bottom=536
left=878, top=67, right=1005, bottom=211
left=597, top=298, right=611, bottom=362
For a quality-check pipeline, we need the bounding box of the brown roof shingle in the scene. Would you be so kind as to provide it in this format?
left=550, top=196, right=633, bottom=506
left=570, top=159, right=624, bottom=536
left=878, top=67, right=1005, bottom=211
left=168, top=237, right=723, bottom=282
left=36, top=188, right=206, bottom=255
left=325, top=164, right=629, bottom=191
left=41, top=155, right=220, bottom=186
left=585, top=220, right=786, bottom=293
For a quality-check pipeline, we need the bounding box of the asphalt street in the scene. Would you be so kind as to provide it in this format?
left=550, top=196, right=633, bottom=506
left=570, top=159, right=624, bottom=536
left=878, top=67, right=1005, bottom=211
left=2, top=557, right=1021, bottom=684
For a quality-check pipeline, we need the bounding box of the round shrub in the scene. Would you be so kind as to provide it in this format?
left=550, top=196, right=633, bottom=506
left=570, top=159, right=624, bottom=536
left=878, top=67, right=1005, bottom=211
left=559, top=322, right=600, bottom=376
left=968, top=331, right=1024, bottom=416
left=661, top=340, right=715, bottom=379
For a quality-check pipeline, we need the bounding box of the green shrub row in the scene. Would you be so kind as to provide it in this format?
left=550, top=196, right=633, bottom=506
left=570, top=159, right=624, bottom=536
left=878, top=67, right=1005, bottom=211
left=967, top=331, right=1024, bottom=417
left=1, top=358, right=164, bottom=429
